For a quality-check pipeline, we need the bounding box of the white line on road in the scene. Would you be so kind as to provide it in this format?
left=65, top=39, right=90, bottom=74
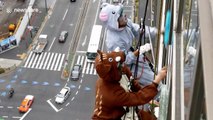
left=0, top=106, right=3, bottom=108
left=20, top=108, right=32, bottom=120
left=75, top=91, right=78, bottom=95
left=71, top=97, right=75, bottom=101
left=58, top=54, right=65, bottom=71
left=63, top=9, right=68, bottom=21
left=77, top=56, right=81, bottom=64
left=78, top=85, right=81, bottom=89
left=12, top=116, right=21, bottom=119
left=2, top=116, right=8, bottom=118
left=47, top=99, right=62, bottom=112
left=48, top=37, right=56, bottom=51
left=66, top=103, right=69, bottom=106
left=81, top=36, right=87, bottom=46
left=7, top=106, right=13, bottom=109
left=76, top=51, right=87, bottom=53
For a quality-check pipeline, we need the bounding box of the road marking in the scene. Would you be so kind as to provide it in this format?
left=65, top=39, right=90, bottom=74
left=27, top=52, right=35, bottom=68
left=2, top=116, right=8, bottom=118
left=86, top=63, right=90, bottom=74
left=54, top=53, right=61, bottom=71
left=39, top=52, right=47, bottom=69
left=7, top=106, right=13, bottom=109
left=66, top=103, right=69, bottom=106
left=80, top=56, right=84, bottom=65
left=78, top=85, right=81, bottom=89
left=75, top=91, right=78, bottom=95
left=43, top=52, right=51, bottom=69
left=0, top=106, right=3, bottom=108
left=76, top=51, right=87, bottom=53
left=48, top=37, right=56, bottom=51
left=50, top=53, right=58, bottom=70
left=58, top=54, right=65, bottom=71
left=47, top=99, right=62, bottom=112
left=63, top=9, right=68, bottom=21
left=71, top=97, right=74, bottom=101
left=24, top=51, right=33, bottom=67
left=20, top=108, right=32, bottom=120
left=46, top=53, right=54, bottom=70
left=35, top=52, right=43, bottom=68
left=12, top=116, right=21, bottom=119
left=77, top=56, right=81, bottom=64
left=31, top=53, right=39, bottom=68
left=81, top=35, right=87, bottom=46
left=90, top=63, right=94, bottom=74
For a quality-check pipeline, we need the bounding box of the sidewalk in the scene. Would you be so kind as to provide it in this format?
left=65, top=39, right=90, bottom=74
left=0, top=58, right=21, bottom=68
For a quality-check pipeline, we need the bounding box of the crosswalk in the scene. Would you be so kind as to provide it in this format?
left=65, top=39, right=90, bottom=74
left=23, top=52, right=97, bottom=74
left=75, top=55, right=97, bottom=75
left=23, top=51, right=65, bottom=71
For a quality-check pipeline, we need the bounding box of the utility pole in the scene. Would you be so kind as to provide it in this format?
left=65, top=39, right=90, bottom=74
left=45, top=0, right=48, bottom=13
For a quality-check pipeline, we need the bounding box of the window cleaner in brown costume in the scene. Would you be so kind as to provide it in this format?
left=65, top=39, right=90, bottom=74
left=92, top=50, right=167, bottom=120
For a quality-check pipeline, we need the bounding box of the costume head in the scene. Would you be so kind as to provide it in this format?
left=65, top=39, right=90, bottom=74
left=95, top=49, right=126, bottom=82
left=99, top=3, right=140, bottom=51
left=99, top=3, right=127, bottom=31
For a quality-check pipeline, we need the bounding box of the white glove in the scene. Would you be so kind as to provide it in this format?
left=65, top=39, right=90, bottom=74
left=187, top=46, right=196, bottom=57
left=139, top=43, right=151, bottom=54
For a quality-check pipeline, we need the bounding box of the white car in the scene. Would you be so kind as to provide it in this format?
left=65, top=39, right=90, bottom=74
left=55, top=87, right=71, bottom=104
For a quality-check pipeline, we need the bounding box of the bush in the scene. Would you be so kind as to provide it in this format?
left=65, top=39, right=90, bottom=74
left=0, top=68, right=5, bottom=74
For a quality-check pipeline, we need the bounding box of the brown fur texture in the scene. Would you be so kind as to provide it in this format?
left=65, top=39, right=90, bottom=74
left=92, top=50, right=158, bottom=120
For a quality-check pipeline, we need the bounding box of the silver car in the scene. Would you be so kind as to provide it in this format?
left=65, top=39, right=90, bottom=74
left=55, top=87, right=71, bottom=104
left=71, top=64, right=82, bottom=80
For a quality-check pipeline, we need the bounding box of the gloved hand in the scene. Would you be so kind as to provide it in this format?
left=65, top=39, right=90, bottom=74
left=187, top=46, right=196, bottom=57
left=139, top=43, right=151, bottom=55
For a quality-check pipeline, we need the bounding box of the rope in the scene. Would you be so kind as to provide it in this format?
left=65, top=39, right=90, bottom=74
left=132, top=0, right=149, bottom=119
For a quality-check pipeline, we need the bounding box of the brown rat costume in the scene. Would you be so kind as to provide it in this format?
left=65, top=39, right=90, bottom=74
left=92, top=50, right=159, bottom=120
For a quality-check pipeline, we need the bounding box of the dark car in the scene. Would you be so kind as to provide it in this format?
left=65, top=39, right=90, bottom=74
left=70, top=0, right=76, bottom=2
left=58, top=31, right=68, bottom=43
left=71, top=64, right=82, bottom=80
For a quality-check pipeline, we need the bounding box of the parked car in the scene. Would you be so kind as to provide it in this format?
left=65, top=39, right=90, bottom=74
left=70, top=64, right=82, bottom=80
left=58, top=31, right=68, bottom=43
left=18, top=95, right=34, bottom=113
left=55, top=86, right=71, bottom=104
left=70, top=0, right=76, bottom=2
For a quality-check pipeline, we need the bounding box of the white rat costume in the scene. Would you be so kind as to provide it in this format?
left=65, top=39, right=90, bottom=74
left=99, top=3, right=157, bottom=86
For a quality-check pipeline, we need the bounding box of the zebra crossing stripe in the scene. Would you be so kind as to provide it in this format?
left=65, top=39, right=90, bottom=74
left=94, top=69, right=97, bottom=75
left=46, top=53, right=54, bottom=70
left=58, top=54, right=65, bottom=71
left=24, top=51, right=33, bottom=67
left=80, top=56, right=84, bottom=65
left=54, top=54, right=61, bottom=71
left=77, top=56, right=81, bottom=64
left=86, top=62, right=91, bottom=74
left=90, top=63, right=94, bottom=74
left=39, top=52, right=47, bottom=69
left=35, top=52, right=43, bottom=68
left=28, top=52, right=36, bottom=68
left=50, top=53, right=58, bottom=70
left=43, top=52, right=51, bottom=69
left=82, top=57, right=87, bottom=74
left=31, top=53, right=39, bottom=68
